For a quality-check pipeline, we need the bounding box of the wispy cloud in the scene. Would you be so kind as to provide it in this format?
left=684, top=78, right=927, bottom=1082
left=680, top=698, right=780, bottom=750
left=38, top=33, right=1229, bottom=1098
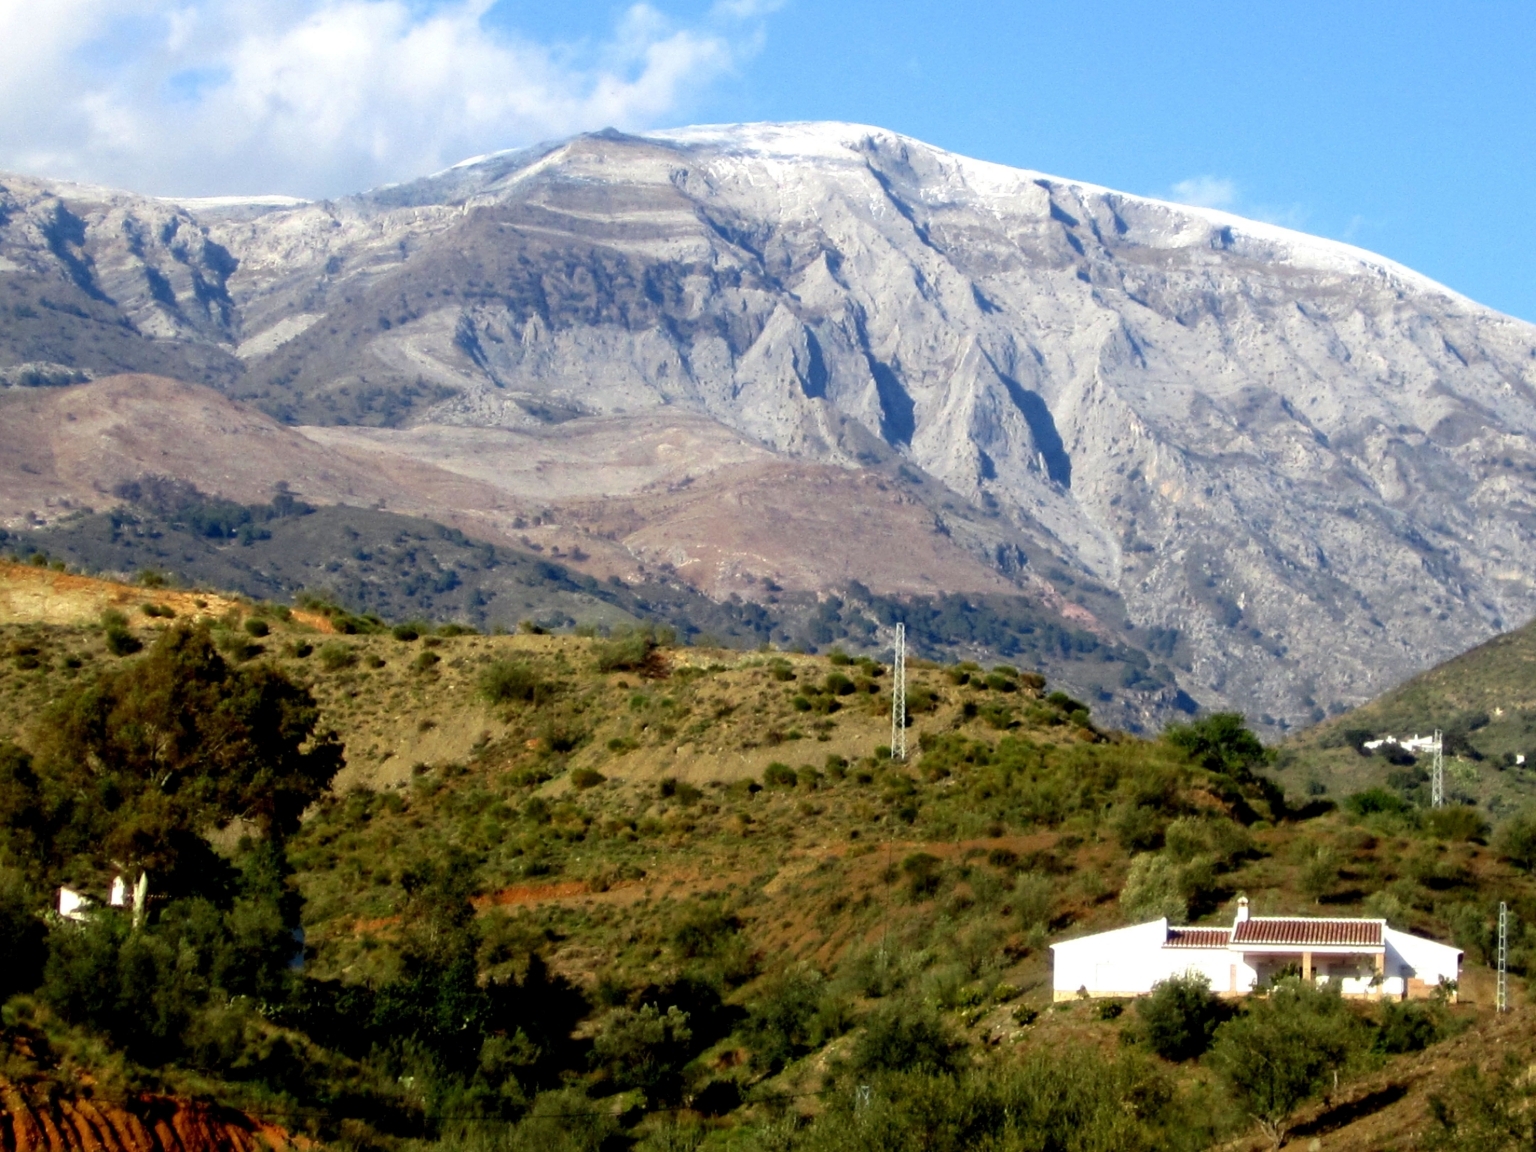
left=1169, top=175, right=1238, bottom=211
left=0, top=0, right=774, bottom=197
left=1166, top=174, right=1307, bottom=230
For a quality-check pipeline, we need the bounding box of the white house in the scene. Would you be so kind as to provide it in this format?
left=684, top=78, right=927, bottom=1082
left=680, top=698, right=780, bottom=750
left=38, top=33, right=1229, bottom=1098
left=1051, top=898, right=1461, bottom=1002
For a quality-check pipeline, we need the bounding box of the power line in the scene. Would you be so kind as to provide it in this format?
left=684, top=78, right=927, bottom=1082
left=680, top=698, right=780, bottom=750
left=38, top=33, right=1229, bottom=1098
left=890, top=622, right=906, bottom=762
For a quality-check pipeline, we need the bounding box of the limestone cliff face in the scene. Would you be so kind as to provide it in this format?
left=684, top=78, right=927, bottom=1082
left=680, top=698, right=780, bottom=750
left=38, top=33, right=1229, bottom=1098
left=4, top=122, right=1536, bottom=728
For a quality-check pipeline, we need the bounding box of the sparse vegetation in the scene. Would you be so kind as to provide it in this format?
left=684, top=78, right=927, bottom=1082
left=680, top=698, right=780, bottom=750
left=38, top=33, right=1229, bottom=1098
left=0, top=573, right=1534, bottom=1151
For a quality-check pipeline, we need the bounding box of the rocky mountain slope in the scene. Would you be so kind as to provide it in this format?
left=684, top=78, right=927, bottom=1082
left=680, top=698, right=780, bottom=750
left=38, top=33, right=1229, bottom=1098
left=4, top=122, right=1536, bottom=730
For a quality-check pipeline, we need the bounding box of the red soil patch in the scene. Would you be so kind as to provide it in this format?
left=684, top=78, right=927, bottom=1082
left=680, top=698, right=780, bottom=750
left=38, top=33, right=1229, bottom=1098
left=476, top=881, right=591, bottom=907
left=0, top=1078, right=305, bottom=1152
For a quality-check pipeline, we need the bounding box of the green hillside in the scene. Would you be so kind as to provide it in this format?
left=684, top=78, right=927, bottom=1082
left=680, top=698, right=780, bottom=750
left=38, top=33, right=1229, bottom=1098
left=4, top=591, right=1536, bottom=1151
left=1, top=485, right=1189, bottom=728
left=1274, top=616, right=1536, bottom=816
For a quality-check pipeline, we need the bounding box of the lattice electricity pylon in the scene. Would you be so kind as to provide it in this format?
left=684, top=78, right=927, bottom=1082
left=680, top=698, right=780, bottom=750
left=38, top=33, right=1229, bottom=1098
left=1431, top=729, right=1445, bottom=809
left=890, top=623, right=907, bottom=761
left=1497, top=901, right=1509, bottom=1014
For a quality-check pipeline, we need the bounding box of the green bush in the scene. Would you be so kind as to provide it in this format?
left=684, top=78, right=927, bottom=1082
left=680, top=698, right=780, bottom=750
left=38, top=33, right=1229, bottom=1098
left=243, top=617, right=270, bottom=637
left=594, top=626, right=673, bottom=673
left=764, top=762, right=797, bottom=788
left=1426, top=806, right=1489, bottom=842
left=103, top=608, right=142, bottom=656
left=570, top=768, right=605, bottom=790
left=1426, top=1057, right=1536, bottom=1151
left=1496, top=810, right=1536, bottom=872
left=590, top=1003, right=693, bottom=1102
left=851, top=999, right=961, bottom=1075
left=1376, top=1000, right=1444, bottom=1054
left=1345, top=788, right=1412, bottom=817
left=1134, top=972, right=1227, bottom=1061
left=740, top=966, right=847, bottom=1071
left=825, top=671, right=856, bottom=696
left=413, top=650, right=442, bottom=672
left=1210, top=979, right=1367, bottom=1148
left=0, top=867, right=45, bottom=1000
left=318, top=642, right=358, bottom=671
left=1120, top=854, right=1187, bottom=923
left=1164, top=712, right=1269, bottom=779
left=900, top=853, right=943, bottom=901
left=480, top=660, right=553, bottom=706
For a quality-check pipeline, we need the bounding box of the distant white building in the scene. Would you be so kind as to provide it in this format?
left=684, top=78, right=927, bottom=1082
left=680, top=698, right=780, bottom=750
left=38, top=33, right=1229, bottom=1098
left=1051, top=898, right=1461, bottom=1002
left=1363, top=733, right=1440, bottom=754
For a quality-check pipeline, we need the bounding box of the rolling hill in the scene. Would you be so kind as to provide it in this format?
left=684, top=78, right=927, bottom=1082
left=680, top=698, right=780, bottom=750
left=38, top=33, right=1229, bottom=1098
left=2, top=564, right=1536, bottom=1150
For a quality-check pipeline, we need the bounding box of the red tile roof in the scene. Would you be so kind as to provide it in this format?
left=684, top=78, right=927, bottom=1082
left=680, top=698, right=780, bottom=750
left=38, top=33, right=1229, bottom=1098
left=1165, top=927, right=1231, bottom=948
left=1231, top=918, right=1383, bottom=947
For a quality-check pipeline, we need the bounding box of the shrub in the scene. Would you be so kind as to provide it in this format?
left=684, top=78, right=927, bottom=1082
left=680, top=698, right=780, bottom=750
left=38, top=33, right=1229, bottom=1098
left=480, top=660, right=553, bottom=706
left=741, top=966, right=847, bottom=1071
left=1135, top=972, right=1226, bottom=1061
left=851, top=999, right=961, bottom=1075
left=392, top=623, right=421, bottom=641
left=102, top=609, right=142, bottom=656
left=242, top=617, right=270, bottom=637
left=825, top=671, right=856, bottom=696
left=595, top=626, right=673, bottom=674
left=1010, top=872, right=1053, bottom=931
left=763, top=762, right=797, bottom=789
left=900, top=853, right=943, bottom=901
left=1376, top=1000, right=1443, bottom=1054
left=412, top=650, right=441, bottom=672
left=1426, top=1056, right=1536, bottom=1150
left=1210, top=979, right=1366, bottom=1149
left=1164, top=712, right=1269, bottom=779
left=1120, top=854, right=1187, bottom=923
left=591, top=1003, right=693, bottom=1102
left=1495, top=810, right=1536, bottom=872
left=1113, top=805, right=1166, bottom=852
left=0, top=868, right=45, bottom=1000
left=317, top=642, right=358, bottom=671
left=1426, top=806, right=1489, bottom=842
left=1345, top=788, right=1412, bottom=817
left=570, top=768, right=605, bottom=790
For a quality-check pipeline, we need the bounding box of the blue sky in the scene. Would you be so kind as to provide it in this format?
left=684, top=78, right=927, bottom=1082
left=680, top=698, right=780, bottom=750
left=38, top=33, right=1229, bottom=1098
left=661, top=0, right=1536, bottom=323
left=1, top=0, right=1531, bottom=320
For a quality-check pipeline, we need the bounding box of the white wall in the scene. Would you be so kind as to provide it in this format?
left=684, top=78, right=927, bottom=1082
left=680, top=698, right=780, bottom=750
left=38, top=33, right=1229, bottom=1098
left=1051, top=920, right=1240, bottom=998
left=1385, top=926, right=1461, bottom=992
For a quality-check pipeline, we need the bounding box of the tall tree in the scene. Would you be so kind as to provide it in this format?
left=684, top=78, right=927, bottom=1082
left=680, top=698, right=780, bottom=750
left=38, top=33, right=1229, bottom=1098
left=30, top=623, right=342, bottom=893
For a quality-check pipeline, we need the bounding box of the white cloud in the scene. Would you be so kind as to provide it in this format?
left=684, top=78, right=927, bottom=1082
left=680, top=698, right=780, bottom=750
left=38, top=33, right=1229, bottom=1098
left=0, top=0, right=769, bottom=197
left=1169, top=175, right=1238, bottom=211
left=1166, top=174, right=1309, bottom=231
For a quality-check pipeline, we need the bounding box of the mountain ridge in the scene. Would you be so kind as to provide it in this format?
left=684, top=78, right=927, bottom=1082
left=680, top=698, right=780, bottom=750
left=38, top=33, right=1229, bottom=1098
left=4, top=122, right=1536, bottom=732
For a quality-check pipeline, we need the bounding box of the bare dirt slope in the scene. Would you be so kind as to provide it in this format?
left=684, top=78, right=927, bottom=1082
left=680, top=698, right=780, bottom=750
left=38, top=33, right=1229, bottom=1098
left=0, top=559, right=330, bottom=631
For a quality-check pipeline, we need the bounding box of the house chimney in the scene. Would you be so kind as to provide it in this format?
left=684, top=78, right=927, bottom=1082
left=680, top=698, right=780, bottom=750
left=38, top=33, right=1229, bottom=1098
left=1235, top=897, right=1250, bottom=924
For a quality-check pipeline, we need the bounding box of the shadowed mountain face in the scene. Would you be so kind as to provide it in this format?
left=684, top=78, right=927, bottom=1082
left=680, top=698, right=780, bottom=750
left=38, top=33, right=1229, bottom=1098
left=4, top=122, right=1536, bottom=731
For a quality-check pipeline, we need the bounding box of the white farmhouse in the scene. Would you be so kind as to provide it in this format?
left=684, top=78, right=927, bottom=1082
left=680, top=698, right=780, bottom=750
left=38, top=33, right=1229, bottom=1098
left=1051, top=898, right=1461, bottom=1002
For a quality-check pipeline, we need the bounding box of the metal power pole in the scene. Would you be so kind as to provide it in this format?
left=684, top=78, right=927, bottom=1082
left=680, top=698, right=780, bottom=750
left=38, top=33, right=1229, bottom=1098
left=1497, top=901, right=1509, bottom=1014
left=890, top=623, right=907, bottom=761
left=1431, top=730, right=1445, bottom=809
